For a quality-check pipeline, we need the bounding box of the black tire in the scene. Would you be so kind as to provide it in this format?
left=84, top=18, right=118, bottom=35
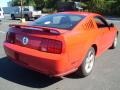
left=24, top=14, right=30, bottom=21
left=11, top=14, right=15, bottom=20
left=76, top=47, right=95, bottom=77
left=34, top=17, right=38, bottom=19
left=110, top=35, right=118, bottom=49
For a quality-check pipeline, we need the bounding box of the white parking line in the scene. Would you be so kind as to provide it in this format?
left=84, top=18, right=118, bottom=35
left=0, top=31, right=6, bottom=34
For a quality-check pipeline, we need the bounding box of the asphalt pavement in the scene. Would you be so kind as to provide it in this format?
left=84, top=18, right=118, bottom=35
left=0, top=15, right=120, bottom=90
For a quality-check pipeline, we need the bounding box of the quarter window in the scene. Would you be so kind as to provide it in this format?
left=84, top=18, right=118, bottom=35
left=94, top=16, right=108, bottom=28
left=24, top=8, right=29, bottom=11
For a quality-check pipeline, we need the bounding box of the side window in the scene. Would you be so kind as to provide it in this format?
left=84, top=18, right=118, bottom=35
left=24, top=8, right=29, bottom=11
left=14, top=8, right=19, bottom=12
left=94, top=16, right=108, bottom=28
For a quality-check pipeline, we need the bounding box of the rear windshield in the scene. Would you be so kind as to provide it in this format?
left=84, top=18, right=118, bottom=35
left=31, top=14, right=85, bottom=30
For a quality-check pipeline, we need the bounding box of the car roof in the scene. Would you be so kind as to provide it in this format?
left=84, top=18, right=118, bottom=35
left=59, top=11, right=100, bottom=17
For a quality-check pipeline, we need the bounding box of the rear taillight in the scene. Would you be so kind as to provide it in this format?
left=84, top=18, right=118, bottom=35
left=6, top=32, right=16, bottom=44
left=39, top=38, right=62, bottom=54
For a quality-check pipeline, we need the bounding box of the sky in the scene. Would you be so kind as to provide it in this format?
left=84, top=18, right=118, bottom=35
left=0, top=0, right=11, bottom=7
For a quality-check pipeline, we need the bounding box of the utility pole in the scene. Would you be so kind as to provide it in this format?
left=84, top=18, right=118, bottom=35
left=20, top=0, right=26, bottom=23
left=12, top=0, right=13, bottom=6
left=20, top=0, right=23, bottom=19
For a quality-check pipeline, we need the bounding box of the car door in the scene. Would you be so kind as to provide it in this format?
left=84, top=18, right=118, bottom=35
left=94, top=16, right=112, bottom=50
left=14, top=8, right=21, bottom=18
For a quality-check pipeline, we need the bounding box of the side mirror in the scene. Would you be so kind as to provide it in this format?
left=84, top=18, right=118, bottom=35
left=109, top=23, right=114, bottom=27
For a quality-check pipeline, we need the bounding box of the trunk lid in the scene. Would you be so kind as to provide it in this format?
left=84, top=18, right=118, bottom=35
left=7, top=24, right=67, bottom=53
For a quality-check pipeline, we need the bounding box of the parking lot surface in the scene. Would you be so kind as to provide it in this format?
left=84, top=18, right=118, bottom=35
left=0, top=15, right=120, bottom=90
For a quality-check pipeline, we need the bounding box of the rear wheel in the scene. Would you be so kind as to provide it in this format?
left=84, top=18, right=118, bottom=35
left=11, top=14, right=15, bottom=20
left=110, top=35, right=118, bottom=49
left=76, top=47, right=95, bottom=77
left=34, top=17, right=38, bottom=19
left=24, top=14, right=30, bottom=21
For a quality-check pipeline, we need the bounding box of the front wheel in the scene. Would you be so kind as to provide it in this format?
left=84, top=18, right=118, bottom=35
left=76, top=47, right=95, bottom=77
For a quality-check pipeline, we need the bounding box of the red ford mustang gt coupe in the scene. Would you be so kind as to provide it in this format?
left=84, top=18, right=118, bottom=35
left=4, top=12, right=118, bottom=77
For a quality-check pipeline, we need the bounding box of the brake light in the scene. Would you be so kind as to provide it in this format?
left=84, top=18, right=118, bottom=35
left=39, top=38, right=62, bottom=54
left=6, top=32, right=16, bottom=44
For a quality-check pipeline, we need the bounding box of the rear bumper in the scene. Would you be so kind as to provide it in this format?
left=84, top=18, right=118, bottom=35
left=32, top=15, right=41, bottom=18
left=4, top=42, right=70, bottom=77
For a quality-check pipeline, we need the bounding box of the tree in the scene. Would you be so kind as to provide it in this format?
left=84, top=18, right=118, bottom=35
left=44, top=0, right=56, bottom=9
left=12, top=0, right=35, bottom=6
left=85, top=0, right=105, bottom=13
left=10, top=0, right=120, bottom=16
left=34, top=0, right=45, bottom=10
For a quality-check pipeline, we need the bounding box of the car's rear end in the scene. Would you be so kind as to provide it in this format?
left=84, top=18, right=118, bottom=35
left=31, top=11, right=42, bottom=18
left=4, top=24, right=70, bottom=77
left=4, top=13, right=85, bottom=77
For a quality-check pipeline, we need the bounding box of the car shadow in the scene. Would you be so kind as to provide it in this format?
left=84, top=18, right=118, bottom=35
left=0, top=57, right=61, bottom=88
left=65, top=71, right=85, bottom=79
left=9, top=19, right=20, bottom=20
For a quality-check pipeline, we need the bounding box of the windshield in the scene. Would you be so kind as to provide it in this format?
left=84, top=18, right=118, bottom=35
left=31, top=14, right=85, bottom=30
